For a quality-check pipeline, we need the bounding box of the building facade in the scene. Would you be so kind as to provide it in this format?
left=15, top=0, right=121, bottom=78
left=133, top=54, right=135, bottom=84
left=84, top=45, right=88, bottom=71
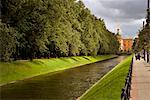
left=116, top=34, right=133, bottom=52
left=123, top=39, right=133, bottom=51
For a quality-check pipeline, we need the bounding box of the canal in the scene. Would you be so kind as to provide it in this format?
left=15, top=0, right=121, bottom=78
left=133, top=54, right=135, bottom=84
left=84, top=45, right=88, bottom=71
left=0, top=56, right=127, bottom=100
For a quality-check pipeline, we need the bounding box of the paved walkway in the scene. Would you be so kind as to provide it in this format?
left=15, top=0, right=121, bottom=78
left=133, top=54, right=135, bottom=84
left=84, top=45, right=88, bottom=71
left=130, top=57, right=150, bottom=100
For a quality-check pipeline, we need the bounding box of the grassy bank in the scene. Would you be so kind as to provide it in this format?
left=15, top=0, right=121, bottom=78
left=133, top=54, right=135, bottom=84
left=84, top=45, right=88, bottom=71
left=80, top=56, right=132, bottom=100
left=0, top=55, right=116, bottom=85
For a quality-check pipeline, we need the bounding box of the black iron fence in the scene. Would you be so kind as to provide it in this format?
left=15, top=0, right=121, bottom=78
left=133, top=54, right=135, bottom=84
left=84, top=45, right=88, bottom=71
left=121, top=57, right=133, bottom=100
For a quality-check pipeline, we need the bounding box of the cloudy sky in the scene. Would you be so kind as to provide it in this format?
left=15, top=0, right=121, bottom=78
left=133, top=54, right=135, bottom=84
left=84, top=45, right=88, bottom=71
left=82, top=0, right=147, bottom=38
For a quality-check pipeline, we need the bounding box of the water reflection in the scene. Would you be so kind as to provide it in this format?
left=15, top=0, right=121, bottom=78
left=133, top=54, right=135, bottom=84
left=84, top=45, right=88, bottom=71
left=1, top=56, right=127, bottom=100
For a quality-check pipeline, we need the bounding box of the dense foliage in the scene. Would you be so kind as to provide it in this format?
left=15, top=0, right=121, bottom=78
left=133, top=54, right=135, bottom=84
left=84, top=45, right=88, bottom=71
left=133, top=26, right=150, bottom=52
left=0, top=0, right=119, bottom=61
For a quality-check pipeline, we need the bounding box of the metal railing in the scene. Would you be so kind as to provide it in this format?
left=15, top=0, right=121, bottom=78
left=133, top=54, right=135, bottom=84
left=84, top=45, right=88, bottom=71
left=121, top=57, right=133, bottom=100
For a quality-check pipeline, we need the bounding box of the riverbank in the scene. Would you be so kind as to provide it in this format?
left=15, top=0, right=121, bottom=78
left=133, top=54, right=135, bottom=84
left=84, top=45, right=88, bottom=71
left=0, top=55, right=117, bottom=86
left=80, top=55, right=132, bottom=100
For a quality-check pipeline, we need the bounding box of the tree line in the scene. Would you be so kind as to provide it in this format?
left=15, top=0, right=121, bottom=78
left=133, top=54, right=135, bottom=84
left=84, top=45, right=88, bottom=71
left=133, top=26, right=150, bottom=52
left=0, top=0, right=119, bottom=61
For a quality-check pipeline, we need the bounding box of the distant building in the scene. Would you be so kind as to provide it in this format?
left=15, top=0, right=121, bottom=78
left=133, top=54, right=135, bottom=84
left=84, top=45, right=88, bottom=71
left=116, top=29, right=133, bottom=52
left=123, top=39, right=133, bottom=51
left=116, top=33, right=124, bottom=51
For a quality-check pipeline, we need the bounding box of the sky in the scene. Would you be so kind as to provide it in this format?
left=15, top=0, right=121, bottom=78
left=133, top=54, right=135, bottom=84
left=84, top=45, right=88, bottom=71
left=82, top=0, right=147, bottom=38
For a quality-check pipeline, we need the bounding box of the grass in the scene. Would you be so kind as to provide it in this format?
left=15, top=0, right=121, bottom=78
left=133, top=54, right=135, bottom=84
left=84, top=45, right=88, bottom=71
left=0, top=55, right=116, bottom=85
left=80, top=55, right=132, bottom=100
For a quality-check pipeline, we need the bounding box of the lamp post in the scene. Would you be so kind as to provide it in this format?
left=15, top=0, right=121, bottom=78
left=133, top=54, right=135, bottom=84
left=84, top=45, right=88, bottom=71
left=143, top=42, right=147, bottom=61
left=146, top=45, right=149, bottom=63
left=146, top=0, right=150, bottom=63
left=146, top=0, right=150, bottom=27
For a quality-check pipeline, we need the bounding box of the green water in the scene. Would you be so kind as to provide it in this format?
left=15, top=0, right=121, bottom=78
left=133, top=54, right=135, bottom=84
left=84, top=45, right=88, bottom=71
left=0, top=56, right=127, bottom=100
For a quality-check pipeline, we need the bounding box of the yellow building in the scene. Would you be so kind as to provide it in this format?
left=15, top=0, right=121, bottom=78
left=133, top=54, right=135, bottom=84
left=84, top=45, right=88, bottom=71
left=116, top=34, right=124, bottom=51
left=123, top=39, right=133, bottom=51
left=116, top=30, right=133, bottom=52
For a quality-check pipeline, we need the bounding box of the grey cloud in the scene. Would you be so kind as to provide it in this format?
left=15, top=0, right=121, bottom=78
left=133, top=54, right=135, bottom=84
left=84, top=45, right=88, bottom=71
left=82, top=0, right=147, bottom=38
left=100, top=0, right=146, bottom=19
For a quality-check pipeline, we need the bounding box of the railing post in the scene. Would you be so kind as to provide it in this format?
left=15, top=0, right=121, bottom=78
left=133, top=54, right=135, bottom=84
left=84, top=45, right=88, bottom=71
left=121, top=56, right=133, bottom=100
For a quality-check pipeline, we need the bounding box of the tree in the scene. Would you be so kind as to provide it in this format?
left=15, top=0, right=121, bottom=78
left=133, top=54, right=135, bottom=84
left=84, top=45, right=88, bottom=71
left=0, top=22, right=18, bottom=61
left=2, top=0, right=51, bottom=60
left=0, top=0, right=120, bottom=61
left=134, top=26, right=150, bottom=52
